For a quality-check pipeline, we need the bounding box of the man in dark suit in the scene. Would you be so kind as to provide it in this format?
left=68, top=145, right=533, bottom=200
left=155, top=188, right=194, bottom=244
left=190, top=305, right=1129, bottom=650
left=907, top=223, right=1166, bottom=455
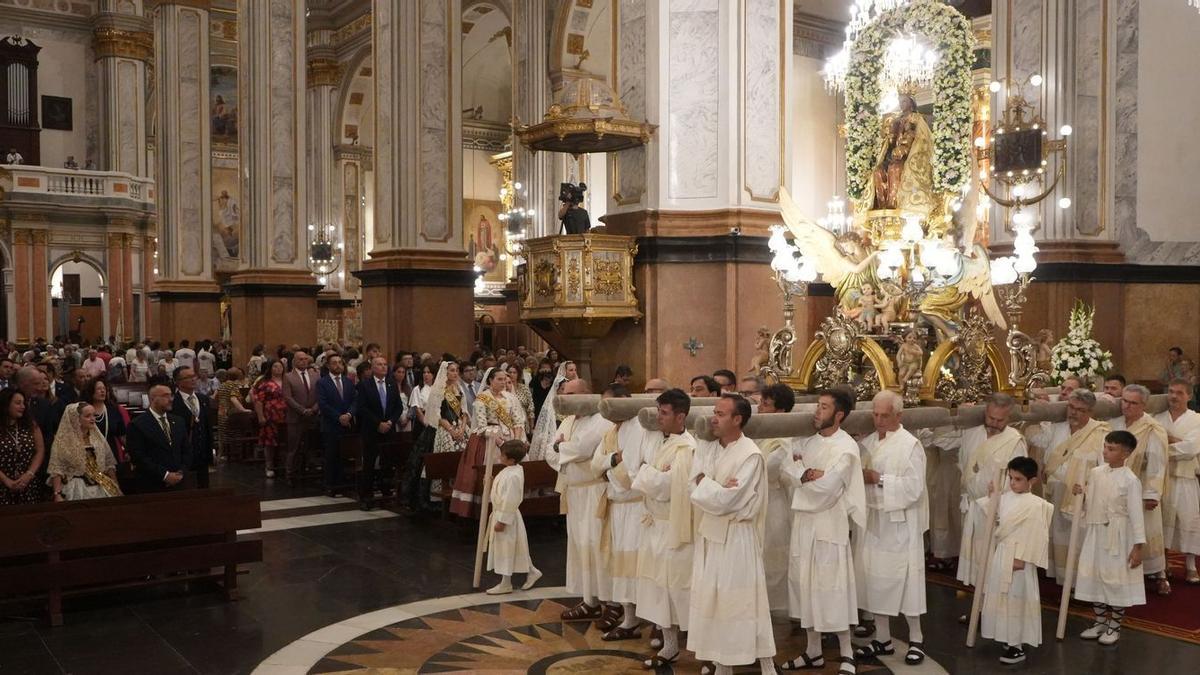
left=354, top=355, right=403, bottom=510
left=316, top=354, right=356, bottom=497
left=170, top=366, right=213, bottom=488
left=127, top=383, right=191, bottom=492
left=282, top=350, right=320, bottom=486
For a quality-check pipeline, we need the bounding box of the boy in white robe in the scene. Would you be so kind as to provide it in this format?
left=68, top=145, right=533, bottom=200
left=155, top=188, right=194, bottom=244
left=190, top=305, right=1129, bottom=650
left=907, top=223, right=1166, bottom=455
left=854, top=391, right=930, bottom=666
left=485, top=440, right=541, bottom=594
left=1072, top=430, right=1147, bottom=645
left=1040, top=389, right=1107, bottom=582
left=979, top=456, right=1053, bottom=664
left=1154, top=379, right=1200, bottom=583
left=688, top=395, right=776, bottom=675
left=1108, top=384, right=1170, bottom=594
left=758, top=383, right=798, bottom=611
left=780, top=389, right=866, bottom=675
left=546, top=379, right=615, bottom=620
left=631, top=388, right=696, bottom=668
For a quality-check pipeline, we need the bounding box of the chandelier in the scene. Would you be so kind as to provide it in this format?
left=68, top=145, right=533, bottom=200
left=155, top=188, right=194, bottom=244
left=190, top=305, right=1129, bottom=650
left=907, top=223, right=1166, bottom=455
left=1192, top=1, right=1200, bottom=14
left=880, top=35, right=938, bottom=92
left=823, top=0, right=913, bottom=92
left=307, top=222, right=341, bottom=286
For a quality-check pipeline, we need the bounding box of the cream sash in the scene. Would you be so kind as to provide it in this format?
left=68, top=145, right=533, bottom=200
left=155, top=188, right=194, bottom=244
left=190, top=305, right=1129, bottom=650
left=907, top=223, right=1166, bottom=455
left=992, top=493, right=1053, bottom=592
left=696, top=435, right=769, bottom=545
left=1045, top=418, right=1108, bottom=515
left=869, top=426, right=930, bottom=532
left=1123, top=414, right=1170, bottom=497
left=796, top=432, right=867, bottom=538
left=1162, top=410, right=1200, bottom=478
left=962, top=426, right=1023, bottom=495
left=553, top=415, right=577, bottom=514
left=646, top=433, right=696, bottom=549
left=1086, top=466, right=1132, bottom=554
left=757, top=438, right=790, bottom=487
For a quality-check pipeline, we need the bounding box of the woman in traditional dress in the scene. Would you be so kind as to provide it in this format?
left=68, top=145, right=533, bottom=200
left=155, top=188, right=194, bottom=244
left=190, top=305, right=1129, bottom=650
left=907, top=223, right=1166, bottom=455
left=505, top=362, right=536, bottom=433
left=252, top=358, right=287, bottom=479
left=528, top=362, right=572, bottom=461
left=0, top=389, right=45, bottom=505
left=48, top=402, right=122, bottom=501
left=450, top=368, right=524, bottom=517
left=216, top=366, right=249, bottom=461
left=425, top=361, right=470, bottom=503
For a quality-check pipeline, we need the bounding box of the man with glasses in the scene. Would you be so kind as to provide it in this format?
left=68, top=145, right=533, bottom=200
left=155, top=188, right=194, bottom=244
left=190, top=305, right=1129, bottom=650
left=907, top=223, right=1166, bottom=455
left=1109, top=384, right=1171, bottom=595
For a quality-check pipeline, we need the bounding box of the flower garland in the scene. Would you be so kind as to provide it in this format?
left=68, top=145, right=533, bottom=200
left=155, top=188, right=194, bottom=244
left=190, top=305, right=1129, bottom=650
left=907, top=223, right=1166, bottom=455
left=844, top=0, right=975, bottom=202
left=1049, top=300, right=1114, bottom=384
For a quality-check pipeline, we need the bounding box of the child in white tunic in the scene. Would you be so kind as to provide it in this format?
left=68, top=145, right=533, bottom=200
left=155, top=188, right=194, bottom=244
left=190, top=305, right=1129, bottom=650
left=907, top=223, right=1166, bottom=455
left=1072, top=431, right=1146, bottom=646
left=979, top=457, right=1053, bottom=665
left=485, top=440, right=541, bottom=594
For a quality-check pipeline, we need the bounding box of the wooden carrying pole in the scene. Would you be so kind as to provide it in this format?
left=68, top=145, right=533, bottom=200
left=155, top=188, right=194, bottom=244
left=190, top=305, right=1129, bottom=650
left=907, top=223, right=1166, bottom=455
left=472, top=442, right=497, bottom=589
left=1056, top=491, right=1086, bottom=640
left=965, top=483, right=1002, bottom=647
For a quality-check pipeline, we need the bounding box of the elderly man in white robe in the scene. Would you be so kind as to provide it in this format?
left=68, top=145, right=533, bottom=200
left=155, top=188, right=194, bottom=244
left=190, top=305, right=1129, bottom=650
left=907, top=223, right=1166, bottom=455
left=757, top=383, right=800, bottom=611
left=1110, top=383, right=1171, bottom=595
left=1154, top=379, right=1200, bottom=584
left=854, top=391, right=930, bottom=666
left=546, top=379, right=615, bottom=620
left=1036, top=388, right=1108, bottom=582
left=688, top=395, right=776, bottom=675
left=779, top=388, right=866, bottom=675
left=957, top=392, right=1027, bottom=601
left=632, top=388, right=697, bottom=669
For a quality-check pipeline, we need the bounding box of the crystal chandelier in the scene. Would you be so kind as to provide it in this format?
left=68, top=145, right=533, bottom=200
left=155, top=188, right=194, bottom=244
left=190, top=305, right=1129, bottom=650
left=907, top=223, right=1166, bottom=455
left=823, top=0, right=912, bottom=92
left=1192, top=1, right=1200, bottom=14
left=880, top=35, right=938, bottom=92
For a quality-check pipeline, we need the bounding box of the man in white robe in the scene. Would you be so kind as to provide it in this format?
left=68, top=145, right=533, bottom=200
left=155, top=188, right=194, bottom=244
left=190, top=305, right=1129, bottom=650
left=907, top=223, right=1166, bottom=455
left=779, top=388, right=866, bottom=675
left=916, top=425, right=962, bottom=567
left=757, top=384, right=799, bottom=611
left=1038, top=389, right=1107, bottom=581
left=632, top=388, right=697, bottom=668
left=546, top=379, right=615, bottom=619
left=688, top=395, right=776, bottom=675
left=1110, top=384, right=1171, bottom=593
left=1154, top=379, right=1200, bottom=583
left=590, top=384, right=649, bottom=638
left=957, top=393, right=1027, bottom=592
left=854, top=391, right=929, bottom=666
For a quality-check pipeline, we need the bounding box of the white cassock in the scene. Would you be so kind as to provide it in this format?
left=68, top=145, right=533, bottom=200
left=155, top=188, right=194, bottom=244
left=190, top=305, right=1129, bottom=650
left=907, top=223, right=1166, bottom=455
left=591, top=419, right=649, bottom=603
left=1154, top=409, right=1200, bottom=555
left=856, top=426, right=928, bottom=617
left=783, top=428, right=867, bottom=633
left=979, top=491, right=1053, bottom=648
left=687, top=435, right=776, bottom=665
left=1074, top=465, right=1147, bottom=608
left=546, top=413, right=614, bottom=601
left=957, top=426, right=1027, bottom=587
left=1109, top=414, right=1169, bottom=574
left=916, top=426, right=963, bottom=560
left=759, top=436, right=796, bottom=611
left=633, top=431, right=697, bottom=629
left=486, top=464, right=532, bottom=575
left=1038, top=418, right=1107, bottom=580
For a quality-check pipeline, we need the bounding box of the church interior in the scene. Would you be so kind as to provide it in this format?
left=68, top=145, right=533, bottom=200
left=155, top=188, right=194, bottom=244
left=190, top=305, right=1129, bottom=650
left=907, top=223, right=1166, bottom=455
left=2, top=0, right=1200, bottom=673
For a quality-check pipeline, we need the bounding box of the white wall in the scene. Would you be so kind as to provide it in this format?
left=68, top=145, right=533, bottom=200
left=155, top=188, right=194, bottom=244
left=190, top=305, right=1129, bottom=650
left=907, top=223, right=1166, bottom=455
left=463, top=149, right=503, bottom=201
left=51, top=261, right=103, bottom=298
left=1135, top=1, right=1200, bottom=243
left=788, top=53, right=842, bottom=222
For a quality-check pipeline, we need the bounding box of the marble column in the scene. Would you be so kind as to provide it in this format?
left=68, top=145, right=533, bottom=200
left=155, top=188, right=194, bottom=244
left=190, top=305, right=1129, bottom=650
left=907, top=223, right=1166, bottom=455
left=226, top=0, right=318, bottom=364
left=93, top=0, right=152, bottom=176
left=592, top=0, right=794, bottom=388
left=306, top=25, right=343, bottom=294
left=513, top=0, right=555, bottom=238
left=31, top=230, right=48, bottom=342
left=11, top=229, right=32, bottom=343
left=106, top=232, right=126, bottom=340
left=148, top=0, right=221, bottom=341
left=354, top=0, right=473, bottom=358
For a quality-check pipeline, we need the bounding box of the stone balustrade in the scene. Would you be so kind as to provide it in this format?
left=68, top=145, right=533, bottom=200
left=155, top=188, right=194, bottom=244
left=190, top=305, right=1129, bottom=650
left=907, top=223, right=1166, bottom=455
left=0, top=164, right=155, bottom=207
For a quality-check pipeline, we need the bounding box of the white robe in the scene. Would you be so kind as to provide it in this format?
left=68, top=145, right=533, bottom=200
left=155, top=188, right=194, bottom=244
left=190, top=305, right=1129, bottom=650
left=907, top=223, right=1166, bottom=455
left=1109, top=414, right=1168, bottom=574
left=784, top=429, right=867, bottom=633
left=546, top=413, right=614, bottom=601
left=687, top=435, right=776, bottom=665
left=1038, top=419, right=1107, bottom=581
left=1075, top=464, right=1147, bottom=608
left=1154, top=409, right=1200, bottom=555
left=916, top=426, right=963, bottom=559
left=957, top=426, right=1027, bottom=587
left=856, top=426, right=928, bottom=617
left=980, top=491, right=1053, bottom=648
left=486, top=465, right=532, bottom=575
left=633, top=431, right=697, bottom=629
left=591, top=419, right=649, bottom=604
left=759, top=437, right=796, bottom=612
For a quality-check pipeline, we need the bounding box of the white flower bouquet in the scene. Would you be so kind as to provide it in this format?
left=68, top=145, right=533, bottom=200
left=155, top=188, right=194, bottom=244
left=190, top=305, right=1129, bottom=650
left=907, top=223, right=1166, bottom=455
left=1050, top=300, right=1114, bottom=384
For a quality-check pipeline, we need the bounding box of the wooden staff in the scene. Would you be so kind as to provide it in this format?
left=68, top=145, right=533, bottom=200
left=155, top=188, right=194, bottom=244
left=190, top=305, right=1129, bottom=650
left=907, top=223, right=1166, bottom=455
left=1056, top=490, right=1086, bottom=640
left=472, top=437, right=497, bottom=589
left=965, top=478, right=1002, bottom=648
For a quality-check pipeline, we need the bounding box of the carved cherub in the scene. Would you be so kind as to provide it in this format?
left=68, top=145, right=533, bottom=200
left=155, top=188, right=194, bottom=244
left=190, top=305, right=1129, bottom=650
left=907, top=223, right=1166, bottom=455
left=895, top=330, right=925, bottom=384
left=1034, top=329, right=1054, bottom=372
left=874, top=286, right=901, bottom=330
left=749, top=326, right=771, bottom=374
left=850, top=285, right=878, bottom=330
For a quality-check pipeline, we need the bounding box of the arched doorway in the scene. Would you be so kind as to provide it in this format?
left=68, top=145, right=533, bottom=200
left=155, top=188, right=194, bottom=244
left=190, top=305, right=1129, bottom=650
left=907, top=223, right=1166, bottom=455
left=49, top=258, right=107, bottom=344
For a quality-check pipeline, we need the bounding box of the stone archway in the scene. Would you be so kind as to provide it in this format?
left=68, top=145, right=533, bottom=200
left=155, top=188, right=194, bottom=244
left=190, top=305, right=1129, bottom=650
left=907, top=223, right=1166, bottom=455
left=47, top=253, right=109, bottom=345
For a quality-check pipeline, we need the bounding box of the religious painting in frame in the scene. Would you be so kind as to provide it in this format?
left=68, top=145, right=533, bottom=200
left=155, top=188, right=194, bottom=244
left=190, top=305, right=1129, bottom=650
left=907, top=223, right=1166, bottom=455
left=210, top=66, right=238, bottom=145
left=992, top=128, right=1043, bottom=176
left=211, top=165, right=241, bottom=271
left=463, top=199, right=509, bottom=284
left=41, top=95, right=72, bottom=130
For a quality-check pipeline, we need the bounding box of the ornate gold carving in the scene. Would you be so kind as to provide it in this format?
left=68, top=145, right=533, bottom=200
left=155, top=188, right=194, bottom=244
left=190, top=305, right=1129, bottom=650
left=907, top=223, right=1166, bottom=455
left=333, top=13, right=372, bottom=45
left=930, top=312, right=999, bottom=405
left=93, top=28, right=154, bottom=62
left=566, top=259, right=581, bottom=297
left=515, top=77, right=656, bottom=155
left=31, top=230, right=48, bottom=245
left=12, top=229, right=32, bottom=245
left=533, top=259, right=559, bottom=299
left=307, top=57, right=342, bottom=88
left=592, top=260, right=622, bottom=296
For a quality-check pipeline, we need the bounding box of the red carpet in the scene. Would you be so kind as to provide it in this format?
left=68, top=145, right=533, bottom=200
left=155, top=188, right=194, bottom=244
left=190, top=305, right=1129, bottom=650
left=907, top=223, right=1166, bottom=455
left=927, top=551, right=1200, bottom=645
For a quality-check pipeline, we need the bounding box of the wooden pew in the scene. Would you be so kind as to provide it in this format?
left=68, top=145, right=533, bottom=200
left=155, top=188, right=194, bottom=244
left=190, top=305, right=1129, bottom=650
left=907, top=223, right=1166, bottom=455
left=423, top=450, right=464, bottom=518
left=471, top=460, right=561, bottom=518
left=0, top=489, right=262, bottom=626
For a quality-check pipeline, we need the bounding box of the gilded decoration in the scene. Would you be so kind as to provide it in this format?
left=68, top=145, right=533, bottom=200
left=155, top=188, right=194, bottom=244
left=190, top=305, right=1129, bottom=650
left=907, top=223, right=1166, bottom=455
left=306, top=57, right=342, bottom=88
left=566, top=259, right=581, bottom=297
left=533, top=260, right=558, bottom=299
left=93, top=29, right=154, bottom=62
left=591, top=259, right=622, bottom=296
left=515, top=77, right=656, bottom=155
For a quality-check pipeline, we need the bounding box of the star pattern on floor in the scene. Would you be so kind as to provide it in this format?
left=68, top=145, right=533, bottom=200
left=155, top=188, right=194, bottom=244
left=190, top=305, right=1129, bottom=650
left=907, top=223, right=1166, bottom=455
left=308, top=597, right=898, bottom=674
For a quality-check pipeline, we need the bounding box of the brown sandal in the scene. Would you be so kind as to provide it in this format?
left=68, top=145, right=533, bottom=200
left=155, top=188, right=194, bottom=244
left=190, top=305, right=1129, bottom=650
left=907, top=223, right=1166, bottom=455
left=596, top=604, right=624, bottom=631
left=602, top=625, right=643, bottom=641
left=561, top=602, right=603, bottom=621
left=1155, top=577, right=1172, bottom=596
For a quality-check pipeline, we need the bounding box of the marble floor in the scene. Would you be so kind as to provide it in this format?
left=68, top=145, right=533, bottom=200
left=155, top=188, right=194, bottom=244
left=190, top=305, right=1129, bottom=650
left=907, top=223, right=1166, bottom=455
left=2, top=463, right=1199, bottom=674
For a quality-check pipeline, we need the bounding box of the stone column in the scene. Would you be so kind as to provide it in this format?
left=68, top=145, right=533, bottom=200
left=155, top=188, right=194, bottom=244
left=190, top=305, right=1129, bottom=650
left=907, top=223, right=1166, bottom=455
left=31, top=229, right=48, bottom=341
left=594, top=0, right=795, bottom=387
left=148, top=0, right=221, bottom=341
left=93, top=1, right=152, bottom=176
left=354, top=0, right=473, bottom=358
left=226, top=0, right=318, bottom=364
left=106, top=232, right=126, bottom=340
left=306, top=24, right=343, bottom=295
left=11, top=229, right=33, bottom=343
left=513, top=0, right=555, bottom=238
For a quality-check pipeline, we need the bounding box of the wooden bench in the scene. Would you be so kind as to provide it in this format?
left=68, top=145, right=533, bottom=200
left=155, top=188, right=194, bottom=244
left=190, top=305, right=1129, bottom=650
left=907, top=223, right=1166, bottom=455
left=423, top=450, right=464, bottom=518
left=0, top=488, right=262, bottom=626
left=472, top=460, right=561, bottom=518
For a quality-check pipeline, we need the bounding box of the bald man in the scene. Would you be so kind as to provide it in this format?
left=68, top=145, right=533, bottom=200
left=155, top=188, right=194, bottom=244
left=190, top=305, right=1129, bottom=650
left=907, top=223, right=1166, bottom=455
left=127, top=384, right=191, bottom=492
left=644, top=378, right=670, bottom=395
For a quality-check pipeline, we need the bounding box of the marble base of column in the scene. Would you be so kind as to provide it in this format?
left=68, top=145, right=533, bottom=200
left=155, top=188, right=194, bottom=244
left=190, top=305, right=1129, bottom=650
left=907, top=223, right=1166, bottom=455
left=149, top=280, right=223, bottom=345
left=224, top=270, right=321, bottom=365
left=353, top=250, right=475, bottom=360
